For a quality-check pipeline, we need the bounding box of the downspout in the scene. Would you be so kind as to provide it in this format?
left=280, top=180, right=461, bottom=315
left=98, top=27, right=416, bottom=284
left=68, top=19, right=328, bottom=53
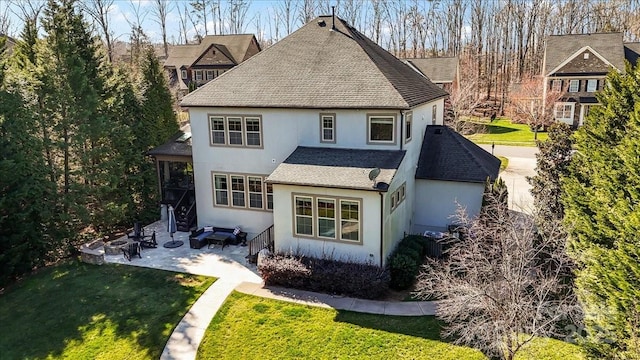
left=379, top=191, right=384, bottom=267
left=399, top=111, right=405, bottom=151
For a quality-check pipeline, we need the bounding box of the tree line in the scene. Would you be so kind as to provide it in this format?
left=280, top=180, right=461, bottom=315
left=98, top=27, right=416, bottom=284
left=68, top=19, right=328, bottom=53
left=0, top=0, right=178, bottom=287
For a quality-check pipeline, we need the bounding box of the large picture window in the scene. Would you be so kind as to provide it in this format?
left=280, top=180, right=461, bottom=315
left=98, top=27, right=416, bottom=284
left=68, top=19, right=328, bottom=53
left=292, top=193, right=361, bottom=243
left=212, top=173, right=272, bottom=211
left=208, top=115, right=262, bottom=148
left=368, top=115, right=395, bottom=143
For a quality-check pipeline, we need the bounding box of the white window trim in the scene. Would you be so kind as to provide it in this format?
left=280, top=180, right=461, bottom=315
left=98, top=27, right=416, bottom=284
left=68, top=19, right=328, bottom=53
left=367, top=114, right=396, bottom=144
left=265, top=182, right=273, bottom=210
left=206, top=70, right=214, bottom=80
left=195, top=70, right=203, bottom=81
left=320, top=113, right=336, bottom=143
left=554, top=102, right=575, bottom=122
left=568, top=79, right=579, bottom=93
left=210, top=116, right=226, bottom=145
left=586, top=79, right=598, bottom=92
left=181, top=69, right=188, bottom=79
left=294, top=195, right=314, bottom=237
left=291, top=193, right=362, bottom=244
left=247, top=176, right=264, bottom=209
left=244, top=117, right=262, bottom=147
left=431, top=105, right=437, bottom=125
left=227, top=117, right=244, bottom=146
left=551, top=79, right=562, bottom=92
left=230, top=175, right=246, bottom=208
left=212, top=172, right=272, bottom=211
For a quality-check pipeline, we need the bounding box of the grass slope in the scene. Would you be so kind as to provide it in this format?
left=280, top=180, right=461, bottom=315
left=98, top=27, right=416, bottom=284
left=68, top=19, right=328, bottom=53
left=199, top=292, right=584, bottom=360
left=466, top=118, right=548, bottom=146
left=0, top=261, right=214, bottom=359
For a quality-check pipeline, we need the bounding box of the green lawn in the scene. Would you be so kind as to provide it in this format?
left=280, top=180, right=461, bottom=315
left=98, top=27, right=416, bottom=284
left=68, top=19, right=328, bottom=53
left=198, top=292, right=584, bottom=360
left=0, top=261, right=215, bottom=359
left=465, top=118, right=548, bottom=146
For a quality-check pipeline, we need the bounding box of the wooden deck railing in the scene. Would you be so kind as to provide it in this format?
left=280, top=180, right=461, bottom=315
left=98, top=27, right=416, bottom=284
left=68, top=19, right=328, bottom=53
left=247, top=224, right=274, bottom=263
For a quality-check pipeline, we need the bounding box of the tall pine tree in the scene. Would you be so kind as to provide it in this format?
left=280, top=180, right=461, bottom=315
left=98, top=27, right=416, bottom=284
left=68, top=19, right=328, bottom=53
left=562, top=64, right=640, bottom=357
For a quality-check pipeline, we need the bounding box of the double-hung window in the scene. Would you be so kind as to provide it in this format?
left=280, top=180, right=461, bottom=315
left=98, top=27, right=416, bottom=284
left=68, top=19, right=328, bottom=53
left=206, top=70, right=214, bottom=80
left=213, top=174, right=229, bottom=206
left=368, top=115, right=395, bottom=143
left=340, top=200, right=360, bottom=242
left=228, top=117, right=243, bottom=145
left=586, top=79, right=598, bottom=92
left=554, top=103, right=574, bottom=121
left=210, top=117, right=226, bottom=144
left=569, top=80, right=580, bottom=93
left=231, top=176, right=245, bottom=207
left=195, top=70, right=203, bottom=81
left=209, top=115, right=262, bottom=148
left=317, top=198, right=336, bottom=239
left=245, top=117, right=261, bottom=147
left=265, top=183, right=273, bottom=210
left=295, top=196, right=313, bottom=236
left=248, top=176, right=263, bottom=209
left=320, top=114, right=335, bottom=143
left=551, top=79, right=562, bottom=92
left=405, top=112, right=412, bottom=142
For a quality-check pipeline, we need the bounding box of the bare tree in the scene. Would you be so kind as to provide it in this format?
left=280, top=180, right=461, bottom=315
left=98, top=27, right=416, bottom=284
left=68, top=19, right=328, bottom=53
left=0, top=1, right=12, bottom=35
left=152, top=0, right=173, bottom=58
left=9, top=0, right=45, bottom=30
left=296, top=0, right=317, bottom=26
left=446, top=75, right=484, bottom=133
left=190, top=0, right=211, bottom=35
left=275, top=0, right=295, bottom=38
left=82, top=0, right=115, bottom=62
left=415, top=195, right=580, bottom=360
left=508, top=75, right=564, bottom=139
left=176, top=3, right=190, bottom=44
left=227, top=0, right=252, bottom=34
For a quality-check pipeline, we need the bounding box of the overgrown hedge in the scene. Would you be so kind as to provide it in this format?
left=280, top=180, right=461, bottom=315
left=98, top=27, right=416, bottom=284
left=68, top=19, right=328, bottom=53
left=258, top=254, right=390, bottom=299
left=388, top=235, right=432, bottom=290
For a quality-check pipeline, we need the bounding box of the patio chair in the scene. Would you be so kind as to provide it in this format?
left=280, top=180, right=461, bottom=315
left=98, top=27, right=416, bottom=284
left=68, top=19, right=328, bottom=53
left=139, top=231, right=157, bottom=249
left=122, top=242, right=141, bottom=261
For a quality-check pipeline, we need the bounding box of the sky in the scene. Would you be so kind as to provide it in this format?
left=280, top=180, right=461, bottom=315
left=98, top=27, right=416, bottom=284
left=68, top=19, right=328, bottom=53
left=1, top=0, right=317, bottom=44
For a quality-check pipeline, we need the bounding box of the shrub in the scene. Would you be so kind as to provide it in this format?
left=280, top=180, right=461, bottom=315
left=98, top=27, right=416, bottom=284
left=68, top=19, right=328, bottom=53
left=258, top=253, right=389, bottom=299
left=389, top=253, right=419, bottom=290
left=259, top=254, right=310, bottom=288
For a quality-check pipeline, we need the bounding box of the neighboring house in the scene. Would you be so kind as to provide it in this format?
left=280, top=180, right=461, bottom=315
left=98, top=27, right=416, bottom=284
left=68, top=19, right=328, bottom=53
left=403, top=57, right=459, bottom=92
left=180, top=16, right=499, bottom=266
left=164, top=34, right=261, bottom=96
left=0, top=33, right=16, bottom=55
left=543, top=33, right=640, bottom=127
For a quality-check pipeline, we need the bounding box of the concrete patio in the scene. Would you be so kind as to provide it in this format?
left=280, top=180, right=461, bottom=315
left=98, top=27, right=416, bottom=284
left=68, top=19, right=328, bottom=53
left=103, top=220, right=262, bottom=284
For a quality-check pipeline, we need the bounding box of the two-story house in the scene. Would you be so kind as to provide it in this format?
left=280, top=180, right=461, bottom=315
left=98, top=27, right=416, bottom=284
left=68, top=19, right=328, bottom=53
left=180, top=16, right=499, bottom=266
left=164, top=34, right=261, bottom=96
left=543, top=33, right=640, bottom=127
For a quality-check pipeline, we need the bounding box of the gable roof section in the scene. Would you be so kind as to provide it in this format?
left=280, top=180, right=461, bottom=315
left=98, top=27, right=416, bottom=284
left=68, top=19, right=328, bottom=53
left=544, top=33, right=625, bottom=76
left=192, top=43, right=237, bottom=67
left=164, top=34, right=257, bottom=69
left=416, top=126, right=500, bottom=184
left=181, top=16, right=448, bottom=109
left=266, top=146, right=405, bottom=191
left=625, top=43, right=640, bottom=68
left=404, top=57, right=458, bottom=83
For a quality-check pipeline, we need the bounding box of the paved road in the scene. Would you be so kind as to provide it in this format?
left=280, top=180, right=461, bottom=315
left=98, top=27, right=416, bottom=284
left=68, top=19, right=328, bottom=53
left=479, top=144, right=538, bottom=212
left=479, top=144, right=538, bottom=159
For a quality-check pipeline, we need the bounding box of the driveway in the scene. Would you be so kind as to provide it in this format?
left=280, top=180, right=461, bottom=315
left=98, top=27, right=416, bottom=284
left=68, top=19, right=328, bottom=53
left=479, top=145, right=538, bottom=213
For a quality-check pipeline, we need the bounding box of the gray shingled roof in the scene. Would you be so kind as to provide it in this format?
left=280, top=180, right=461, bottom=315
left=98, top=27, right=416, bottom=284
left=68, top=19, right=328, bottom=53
left=416, top=126, right=500, bottom=184
left=181, top=16, right=448, bottom=109
left=404, top=57, right=458, bottom=83
left=146, top=125, right=192, bottom=157
left=164, top=34, right=256, bottom=68
left=625, top=43, right=640, bottom=67
left=266, top=147, right=405, bottom=191
left=544, top=33, right=625, bottom=76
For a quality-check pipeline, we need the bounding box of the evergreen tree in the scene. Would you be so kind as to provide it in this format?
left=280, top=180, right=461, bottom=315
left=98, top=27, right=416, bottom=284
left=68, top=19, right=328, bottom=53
left=562, top=64, right=640, bottom=357
left=528, top=122, right=573, bottom=231
left=0, top=39, right=55, bottom=286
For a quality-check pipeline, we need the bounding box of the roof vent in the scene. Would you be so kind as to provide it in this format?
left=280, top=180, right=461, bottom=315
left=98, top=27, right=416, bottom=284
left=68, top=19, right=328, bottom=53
left=318, top=19, right=326, bottom=27
left=583, top=52, right=589, bottom=59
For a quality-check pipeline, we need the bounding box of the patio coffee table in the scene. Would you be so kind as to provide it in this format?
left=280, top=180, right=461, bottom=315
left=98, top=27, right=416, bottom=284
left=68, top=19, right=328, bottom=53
left=206, top=233, right=230, bottom=250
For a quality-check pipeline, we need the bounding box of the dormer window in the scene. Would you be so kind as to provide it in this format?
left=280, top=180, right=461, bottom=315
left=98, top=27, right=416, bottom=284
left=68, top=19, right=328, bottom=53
left=181, top=69, right=187, bottom=79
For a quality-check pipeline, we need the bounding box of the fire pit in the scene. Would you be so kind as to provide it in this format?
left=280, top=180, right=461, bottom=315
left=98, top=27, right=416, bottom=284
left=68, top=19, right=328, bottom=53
left=104, top=239, right=132, bottom=255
